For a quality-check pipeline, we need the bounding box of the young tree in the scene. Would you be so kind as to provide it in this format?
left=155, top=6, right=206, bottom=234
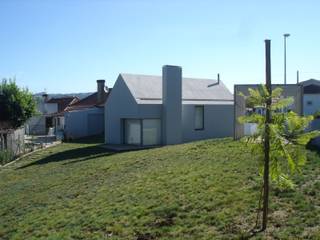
left=239, top=86, right=319, bottom=232
left=0, top=78, right=37, bottom=129
left=239, top=40, right=319, bottom=233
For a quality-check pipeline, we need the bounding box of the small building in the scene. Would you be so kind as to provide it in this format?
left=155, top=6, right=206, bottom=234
left=26, top=95, right=78, bottom=135
left=299, top=79, right=320, bottom=116
left=64, top=80, right=111, bottom=139
left=105, top=65, right=234, bottom=146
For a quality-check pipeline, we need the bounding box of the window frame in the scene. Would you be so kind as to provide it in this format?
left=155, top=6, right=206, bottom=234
left=122, top=118, right=162, bottom=146
left=194, top=105, right=205, bottom=131
left=122, top=118, right=142, bottom=146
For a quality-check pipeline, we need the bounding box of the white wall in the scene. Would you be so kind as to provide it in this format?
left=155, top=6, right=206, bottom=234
left=162, top=65, right=182, bottom=145
left=45, top=103, right=58, bottom=114
left=105, top=76, right=139, bottom=144
left=182, top=104, right=234, bottom=142
left=303, top=94, right=320, bottom=115
left=244, top=123, right=258, bottom=136
left=105, top=76, right=162, bottom=144
left=6, top=127, right=25, bottom=156
left=26, top=116, right=46, bottom=135
left=65, top=108, right=104, bottom=139
left=54, top=116, right=65, bottom=131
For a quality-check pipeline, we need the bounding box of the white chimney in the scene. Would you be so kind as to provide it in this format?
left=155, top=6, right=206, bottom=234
left=162, top=65, right=182, bottom=145
left=42, top=93, right=48, bottom=102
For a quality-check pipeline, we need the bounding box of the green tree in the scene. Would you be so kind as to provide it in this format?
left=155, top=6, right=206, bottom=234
left=0, top=78, right=37, bottom=128
left=239, top=86, right=319, bottom=233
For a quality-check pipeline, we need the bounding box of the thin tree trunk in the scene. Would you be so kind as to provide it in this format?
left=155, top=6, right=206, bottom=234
left=262, top=39, right=272, bottom=231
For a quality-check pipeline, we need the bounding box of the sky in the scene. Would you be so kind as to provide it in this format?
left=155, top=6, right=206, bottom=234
left=1, top=0, right=320, bottom=94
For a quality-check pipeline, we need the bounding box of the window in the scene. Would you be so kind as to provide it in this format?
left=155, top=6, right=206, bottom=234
left=195, top=106, right=204, bottom=130
left=124, top=119, right=141, bottom=145
left=124, top=119, right=161, bottom=146
left=307, top=101, right=312, bottom=106
left=142, top=119, right=161, bottom=146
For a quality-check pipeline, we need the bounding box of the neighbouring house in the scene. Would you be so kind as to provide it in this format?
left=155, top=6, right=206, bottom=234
left=105, top=65, right=234, bottom=146
left=45, top=96, right=79, bottom=135
left=234, top=84, right=303, bottom=139
left=26, top=95, right=78, bottom=136
left=25, top=96, right=47, bottom=135
left=64, top=80, right=111, bottom=139
left=299, top=79, right=320, bottom=116
left=298, top=79, right=320, bottom=130
left=234, top=79, right=320, bottom=139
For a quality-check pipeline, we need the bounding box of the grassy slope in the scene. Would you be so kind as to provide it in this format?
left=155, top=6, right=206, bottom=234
left=0, top=138, right=319, bottom=240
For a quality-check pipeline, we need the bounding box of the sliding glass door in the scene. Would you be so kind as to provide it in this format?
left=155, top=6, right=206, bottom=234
left=124, top=119, right=141, bottom=145
left=124, top=119, right=161, bottom=146
left=142, top=119, right=161, bottom=146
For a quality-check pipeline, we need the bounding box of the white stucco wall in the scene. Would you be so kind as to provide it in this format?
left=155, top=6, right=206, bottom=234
left=5, top=127, right=25, bottom=156
left=303, top=94, right=320, bottom=116
left=65, top=108, right=104, bottom=139
left=54, top=116, right=65, bottom=131
left=181, top=104, right=234, bottom=142
left=162, top=66, right=182, bottom=145
left=44, top=103, right=58, bottom=114
left=244, top=123, right=258, bottom=136
left=105, top=76, right=162, bottom=144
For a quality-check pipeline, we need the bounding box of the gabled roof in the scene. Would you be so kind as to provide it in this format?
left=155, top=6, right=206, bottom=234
left=299, top=79, right=320, bottom=87
left=120, top=73, right=233, bottom=105
left=46, top=97, right=79, bottom=112
left=299, top=79, right=320, bottom=94
left=65, top=90, right=111, bottom=111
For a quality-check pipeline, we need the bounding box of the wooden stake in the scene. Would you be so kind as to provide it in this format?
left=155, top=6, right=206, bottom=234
left=262, top=39, right=272, bottom=231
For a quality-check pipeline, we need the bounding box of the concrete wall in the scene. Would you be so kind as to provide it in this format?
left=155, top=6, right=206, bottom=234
left=234, top=84, right=303, bottom=139
left=303, top=94, right=320, bottom=115
left=105, top=75, right=162, bottom=144
left=182, top=104, right=234, bottom=142
left=65, top=108, right=104, bottom=139
left=54, top=116, right=65, bottom=132
left=3, top=127, right=25, bottom=156
left=162, top=65, right=182, bottom=145
left=26, top=116, right=46, bottom=135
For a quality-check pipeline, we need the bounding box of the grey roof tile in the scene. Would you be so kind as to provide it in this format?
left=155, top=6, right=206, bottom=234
left=120, top=73, right=233, bottom=105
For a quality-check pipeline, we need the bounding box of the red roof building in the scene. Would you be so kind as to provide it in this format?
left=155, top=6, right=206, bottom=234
left=46, top=97, right=79, bottom=114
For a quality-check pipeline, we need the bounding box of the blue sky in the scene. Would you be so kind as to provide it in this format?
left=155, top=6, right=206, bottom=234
left=1, top=0, right=320, bottom=93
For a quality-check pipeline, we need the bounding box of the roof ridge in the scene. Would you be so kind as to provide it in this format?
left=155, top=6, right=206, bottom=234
left=120, top=73, right=218, bottom=82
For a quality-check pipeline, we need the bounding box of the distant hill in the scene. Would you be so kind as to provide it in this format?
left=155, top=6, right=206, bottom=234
left=33, top=92, right=93, bottom=100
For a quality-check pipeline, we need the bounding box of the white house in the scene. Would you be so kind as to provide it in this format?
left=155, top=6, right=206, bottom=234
left=26, top=95, right=78, bottom=135
left=105, top=65, right=234, bottom=146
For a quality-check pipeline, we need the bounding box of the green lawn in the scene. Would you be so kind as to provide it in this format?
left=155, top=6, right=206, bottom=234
left=0, top=138, right=319, bottom=239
